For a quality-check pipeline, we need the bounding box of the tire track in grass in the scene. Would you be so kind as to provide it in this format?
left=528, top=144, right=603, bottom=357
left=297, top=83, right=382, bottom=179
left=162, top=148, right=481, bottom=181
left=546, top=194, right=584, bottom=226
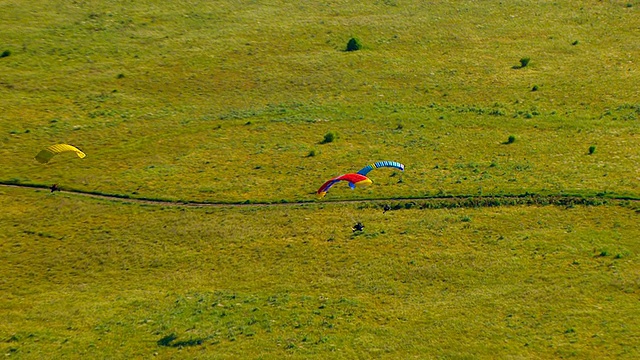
left=1, top=182, right=639, bottom=209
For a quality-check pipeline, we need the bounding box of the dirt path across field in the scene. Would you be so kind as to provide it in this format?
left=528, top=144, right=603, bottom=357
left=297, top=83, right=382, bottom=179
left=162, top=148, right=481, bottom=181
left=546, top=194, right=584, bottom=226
left=2, top=183, right=638, bottom=209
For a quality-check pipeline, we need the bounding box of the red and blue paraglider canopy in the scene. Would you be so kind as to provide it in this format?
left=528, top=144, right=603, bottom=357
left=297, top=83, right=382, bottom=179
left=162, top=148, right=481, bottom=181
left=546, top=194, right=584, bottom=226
left=317, top=173, right=372, bottom=198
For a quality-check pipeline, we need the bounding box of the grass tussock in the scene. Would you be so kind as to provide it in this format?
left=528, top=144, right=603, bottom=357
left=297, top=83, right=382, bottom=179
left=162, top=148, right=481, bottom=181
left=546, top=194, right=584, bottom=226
left=345, top=37, right=363, bottom=52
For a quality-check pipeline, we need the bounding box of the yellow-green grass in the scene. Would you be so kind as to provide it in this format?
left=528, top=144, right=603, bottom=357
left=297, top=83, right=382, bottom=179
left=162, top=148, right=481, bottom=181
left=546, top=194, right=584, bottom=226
left=1, top=1, right=638, bottom=203
left=1, top=0, right=638, bottom=113
left=3, top=105, right=639, bottom=203
left=2, top=1, right=640, bottom=358
left=1, top=188, right=638, bottom=358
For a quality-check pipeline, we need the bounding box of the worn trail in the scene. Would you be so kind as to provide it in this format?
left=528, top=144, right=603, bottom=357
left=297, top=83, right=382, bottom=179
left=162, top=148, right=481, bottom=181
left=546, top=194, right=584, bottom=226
left=2, top=183, right=638, bottom=209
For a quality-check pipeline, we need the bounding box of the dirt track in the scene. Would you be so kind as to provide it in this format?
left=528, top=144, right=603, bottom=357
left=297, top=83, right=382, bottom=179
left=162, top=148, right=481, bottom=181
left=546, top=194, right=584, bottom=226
left=3, top=183, right=638, bottom=210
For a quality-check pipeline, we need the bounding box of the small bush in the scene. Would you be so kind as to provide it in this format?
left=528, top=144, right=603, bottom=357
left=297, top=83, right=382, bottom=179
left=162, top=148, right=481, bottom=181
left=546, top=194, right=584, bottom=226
left=588, top=145, right=596, bottom=155
left=531, top=85, right=539, bottom=91
left=116, top=73, right=125, bottom=79
left=0, top=50, right=11, bottom=58
left=346, top=37, right=362, bottom=52
left=321, top=132, right=336, bottom=144
left=307, top=149, right=317, bottom=157
left=513, top=57, right=530, bottom=69
left=572, top=40, right=579, bottom=45
left=506, top=135, right=516, bottom=144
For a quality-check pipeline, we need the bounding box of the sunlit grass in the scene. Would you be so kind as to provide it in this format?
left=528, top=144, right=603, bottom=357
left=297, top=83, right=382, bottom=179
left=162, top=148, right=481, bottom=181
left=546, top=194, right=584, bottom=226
left=3, top=104, right=639, bottom=202
left=1, top=188, right=638, bottom=358
left=1, top=0, right=639, bottom=358
left=1, top=0, right=638, bottom=202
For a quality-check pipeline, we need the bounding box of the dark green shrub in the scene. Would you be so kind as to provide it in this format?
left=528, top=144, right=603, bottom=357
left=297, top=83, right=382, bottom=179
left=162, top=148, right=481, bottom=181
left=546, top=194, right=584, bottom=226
left=321, top=132, right=336, bottom=144
left=588, top=145, right=596, bottom=155
left=506, top=135, right=516, bottom=144
left=531, top=85, right=539, bottom=91
left=513, top=57, right=530, bottom=69
left=0, top=50, right=10, bottom=58
left=346, top=37, right=362, bottom=52
left=572, top=40, right=579, bottom=45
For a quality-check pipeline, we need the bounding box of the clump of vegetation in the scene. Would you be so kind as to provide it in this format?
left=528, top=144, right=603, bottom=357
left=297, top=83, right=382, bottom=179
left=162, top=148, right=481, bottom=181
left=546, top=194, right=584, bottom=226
left=116, top=73, right=125, bottom=79
left=572, top=40, right=579, bottom=45
left=588, top=145, right=596, bottom=155
left=506, top=135, right=516, bottom=144
left=531, top=85, right=539, bottom=91
left=307, top=149, right=318, bottom=157
left=321, top=131, right=336, bottom=144
left=513, top=57, right=530, bottom=69
left=346, top=37, right=362, bottom=52
left=0, top=50, right=11, bottom=58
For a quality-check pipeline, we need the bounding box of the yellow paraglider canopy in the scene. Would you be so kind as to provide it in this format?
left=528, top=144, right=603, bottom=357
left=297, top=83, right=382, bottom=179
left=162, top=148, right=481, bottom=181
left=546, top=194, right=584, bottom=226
left=35, top=144, right=86, bottom=164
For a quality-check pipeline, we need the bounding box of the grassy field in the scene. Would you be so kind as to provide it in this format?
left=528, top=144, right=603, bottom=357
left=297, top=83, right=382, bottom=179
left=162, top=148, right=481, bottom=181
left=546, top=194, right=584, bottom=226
left=1, top=0, right=639, bottom=358
left=1, top=0, right=638, bottom=202
left=1, top=188, right=639, bottom=358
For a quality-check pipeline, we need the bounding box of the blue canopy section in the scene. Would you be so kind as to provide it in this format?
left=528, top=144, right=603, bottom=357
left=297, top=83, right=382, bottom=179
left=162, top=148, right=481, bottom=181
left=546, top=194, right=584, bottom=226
left=357, top=165, right=375, bottom=176
left=357, top=161, right=404, bottom=176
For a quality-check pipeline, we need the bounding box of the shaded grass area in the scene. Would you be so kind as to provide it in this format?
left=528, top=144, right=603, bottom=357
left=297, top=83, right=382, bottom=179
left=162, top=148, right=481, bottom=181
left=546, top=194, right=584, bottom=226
left=1, top=188, right=638, bottom=358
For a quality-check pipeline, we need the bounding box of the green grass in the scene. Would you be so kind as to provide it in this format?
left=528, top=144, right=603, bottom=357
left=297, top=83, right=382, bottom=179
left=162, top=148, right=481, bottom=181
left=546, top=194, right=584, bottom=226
left=3, top=104, right=638, bottom=203
left=1, top=0, right=638, bottom=202
left=1, top=188, right=639, bottom=358
left=1, top=0, right=639, bottom=358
